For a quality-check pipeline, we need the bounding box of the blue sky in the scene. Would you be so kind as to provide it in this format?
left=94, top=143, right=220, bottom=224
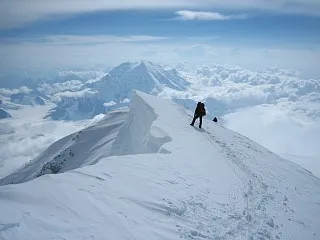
left=1, top=10, right=319, bottom=44
left=0, top=0, right=319, bottom=77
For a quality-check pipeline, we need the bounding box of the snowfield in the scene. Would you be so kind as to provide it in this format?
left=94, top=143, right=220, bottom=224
left=0, top=91, right=319, bottom=240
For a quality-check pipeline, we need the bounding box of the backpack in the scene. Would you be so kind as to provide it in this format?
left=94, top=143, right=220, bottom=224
left=198, top=103, right=206, bottom=116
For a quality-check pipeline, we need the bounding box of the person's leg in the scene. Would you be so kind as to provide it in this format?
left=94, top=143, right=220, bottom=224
left=190, top=115, right=199, bottom=126
left=199, top=116, right=203, bottom=128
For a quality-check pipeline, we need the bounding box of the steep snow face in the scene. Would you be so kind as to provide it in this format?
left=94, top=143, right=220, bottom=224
left=0, top=91, right=319, bottom=240
left=93, top=61, right=189, bottom=102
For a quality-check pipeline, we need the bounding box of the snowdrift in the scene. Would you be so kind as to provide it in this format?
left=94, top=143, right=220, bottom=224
left=0, top=91, right=319, bottom=240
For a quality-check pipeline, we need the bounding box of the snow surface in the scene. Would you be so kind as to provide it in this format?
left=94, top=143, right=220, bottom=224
left=0, top=91, right=319, bottom=240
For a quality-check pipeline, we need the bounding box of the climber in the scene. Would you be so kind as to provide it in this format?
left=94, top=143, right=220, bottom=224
left=190, top=102, right=206, bottom=128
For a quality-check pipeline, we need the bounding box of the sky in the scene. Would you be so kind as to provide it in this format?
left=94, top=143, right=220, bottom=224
left=0, top=1, right=320, bottom=166
left=0, top=0, right=320, bottom=78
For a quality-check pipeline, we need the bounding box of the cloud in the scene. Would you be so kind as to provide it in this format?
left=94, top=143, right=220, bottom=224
left=0, top=0, right=320, bottom=29
left=53, top=88, right=97, bottom=102
left=58, top=70, right=106, bottom=80
left=0, top=35, right=168, bottom=45
left=186, top=63, right=320, bottom=109
left=175, top=11, right=248, bottom=21
left=170, top=62, right=320, bottom=157
left=223, top=104, right=320, bottom=158
left=41, top=35, right=169, bottom=45
left=1, top=38, right=320, bottom=79
left=104, top=101, right=117, bottom=107
left=0, top=110, right=95, bottom=178
left=0, top=86, right=32, bottom=95
left=120, top=98, right=130, bottom=104
left=37, top=80, right=84, bottom=95
left=0, top=0, right=195, bottom=29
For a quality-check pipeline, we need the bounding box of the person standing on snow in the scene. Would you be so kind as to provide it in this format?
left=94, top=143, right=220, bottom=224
left=190, top=102, right=206, bottom=128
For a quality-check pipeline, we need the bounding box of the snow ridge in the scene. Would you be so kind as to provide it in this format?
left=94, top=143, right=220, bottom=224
left=0, top=91, right=319, bottom=240
left=0, top=90, right=172, bottom=185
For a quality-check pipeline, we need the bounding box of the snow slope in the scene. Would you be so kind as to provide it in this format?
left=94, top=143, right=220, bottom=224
left=0, top=91, right=319, bottom=240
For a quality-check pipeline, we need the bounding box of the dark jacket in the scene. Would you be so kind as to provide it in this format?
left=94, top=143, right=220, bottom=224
left=195, top=102, right=206, bottom=117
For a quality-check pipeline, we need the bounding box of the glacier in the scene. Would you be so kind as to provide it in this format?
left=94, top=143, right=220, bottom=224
left=0, top=90, right=319, bottom=240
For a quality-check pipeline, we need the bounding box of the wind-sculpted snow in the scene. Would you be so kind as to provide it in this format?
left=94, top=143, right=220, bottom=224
left=111, top=92, right=172, bottom=155
left=0, top=91, right=319, bottom=240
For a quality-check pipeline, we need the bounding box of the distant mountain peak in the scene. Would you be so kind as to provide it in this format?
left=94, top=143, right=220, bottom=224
left=93, top=60, right=189, bottom=103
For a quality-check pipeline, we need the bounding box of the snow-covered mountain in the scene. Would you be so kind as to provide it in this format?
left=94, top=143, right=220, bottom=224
left=46, top=93, right=106, bottom=120
left=10, top=91, right=47, bottom=106
left=91, top=60, right=189, bottom=102
left=0, top=86, right=49, bottom=108
left=1, top=91, right=319, bottom=240
left=45, top=61, right=189, bottom=120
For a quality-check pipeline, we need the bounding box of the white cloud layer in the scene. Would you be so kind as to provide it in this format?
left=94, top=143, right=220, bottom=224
left=0, top=86, right=32, bottom=96
left=33, top=35, right=168, bottom=45
left=1, top=60, right=319, bottom=176
left=38, top=80, right=84, bottom=95
left=103, top=101, right=117, bottom=107
left=53, top=88, right=97, bottom=102
left=175, top=11, right=248, bottom=20
left=0, top=0, right=320, bottom=29
left=175, top=63, right=320, bottom=157
left=223, top=105, right=320, bottom=158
